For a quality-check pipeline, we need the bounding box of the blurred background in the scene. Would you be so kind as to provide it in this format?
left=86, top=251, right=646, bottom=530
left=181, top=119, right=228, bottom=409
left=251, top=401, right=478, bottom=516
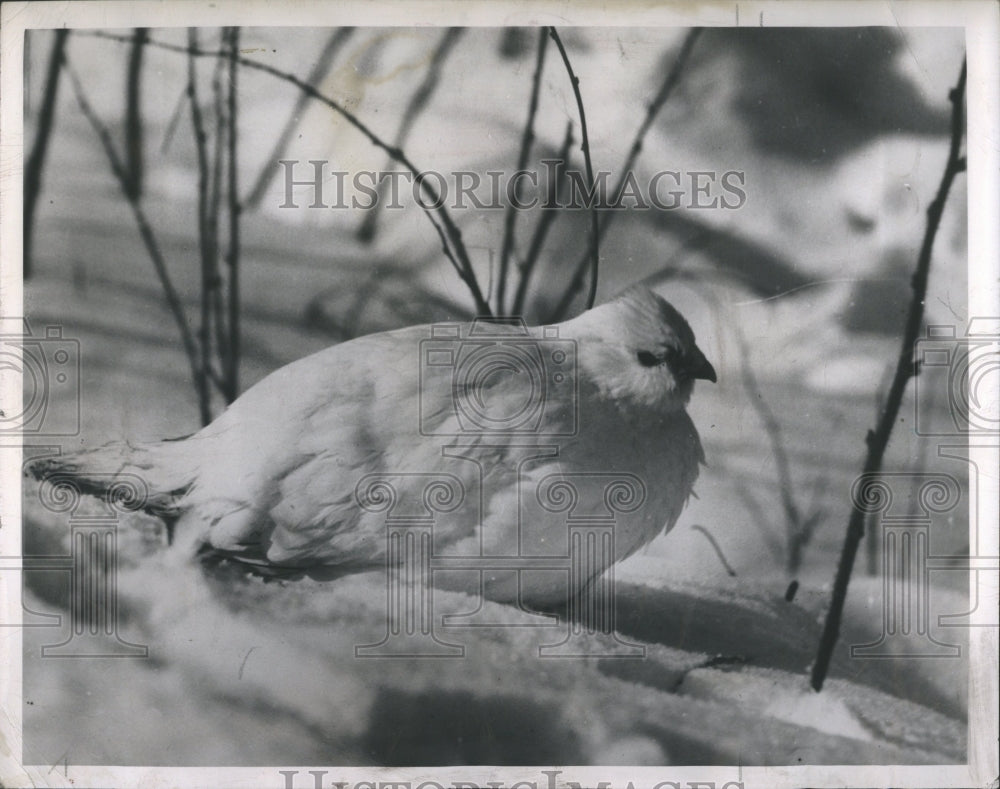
left=19, top=25, right=972, bottom=767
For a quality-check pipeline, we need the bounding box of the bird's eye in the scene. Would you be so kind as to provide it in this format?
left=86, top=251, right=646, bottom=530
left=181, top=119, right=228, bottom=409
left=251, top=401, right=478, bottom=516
left=637, top=350, right=662, bottom=367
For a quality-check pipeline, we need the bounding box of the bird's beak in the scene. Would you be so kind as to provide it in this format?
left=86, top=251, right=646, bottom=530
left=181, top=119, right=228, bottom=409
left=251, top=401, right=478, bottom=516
left=686, top=346, right=717, bottom=383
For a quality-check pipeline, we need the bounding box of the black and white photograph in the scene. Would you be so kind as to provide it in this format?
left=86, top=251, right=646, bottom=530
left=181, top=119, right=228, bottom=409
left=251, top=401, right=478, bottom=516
left=1, top=2, right=997, bottom=787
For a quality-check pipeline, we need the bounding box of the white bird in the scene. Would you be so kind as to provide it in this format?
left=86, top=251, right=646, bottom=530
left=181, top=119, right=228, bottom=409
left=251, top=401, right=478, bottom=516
left=28, top=286, right=715, bottom=605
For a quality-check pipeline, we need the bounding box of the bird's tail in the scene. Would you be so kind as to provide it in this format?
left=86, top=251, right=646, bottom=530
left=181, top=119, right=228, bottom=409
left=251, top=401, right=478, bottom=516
left=26, top=439, right=197, bottom=518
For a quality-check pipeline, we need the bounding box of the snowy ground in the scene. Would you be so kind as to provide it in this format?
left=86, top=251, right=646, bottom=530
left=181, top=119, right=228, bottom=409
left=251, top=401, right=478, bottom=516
left=16, top=26, right=971, bottom=767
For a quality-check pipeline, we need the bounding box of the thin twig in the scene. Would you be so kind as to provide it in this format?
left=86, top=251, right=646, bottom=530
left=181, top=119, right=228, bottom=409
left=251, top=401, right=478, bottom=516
left=209, top=32, right=230, bottom=377
left=159, top=85, right=188, bottom=154
left=734, top=314, right=825, bottom=573
left=24, top=29, right=70, bottom=279
left=82, top=29, right=491, bottom=317
left=805, top=486, right=827, bottom=536
left=63, top=57, right=203, bottom=408
left=691, top=524, right=737, bottom=577
left=548, top=27, right=600, bottom=312
left=124, top=28, right=148, bottom=200
left=497, top=27, right=548, bottom=315
left=548, top=28, right=702, bottom=322
left=243, top=27, right=354, bottom=209
left=735, top=328, right=803, bottom=573
left=733, top=482, right=786, bottom=565
left=811, top=59, right=967, bottom=693
left=187, top=29, right=214, bottom=426
left=225, top=26, right=241, bottom=402
left=612, top=28, right=703, bottom=227
left=341, top=268, right=386, bottom=338
left=511, top=121, right=573, bottom=317
left=863, top=363, right=894, bottom=573
left=635, top=229, right=711, bottom=290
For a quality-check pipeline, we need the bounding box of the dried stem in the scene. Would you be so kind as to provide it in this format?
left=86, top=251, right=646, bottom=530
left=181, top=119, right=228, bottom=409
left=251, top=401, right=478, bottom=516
left=187, top=29, right=215, bottom=426
left=811, top=59, right=967, bottom=693
left=225, top=26, right=241, bottom=402
left=24, top=29, right=70, bottom=279
left=613, top=28, right=702, bottom=223
left=497, top=27, right=548, bottom=315
left=733, top=482, right=786, bottom=564
left=209, top=34, right=230, bottom=377
left=548, top=27, right=600, bottom=312
left=83, top=29, right=491, bottom=317
left=124, top=28, right=149, bottom=200
left=160, top=85, right=188, bottom=154
left=63, top=57, right=203, bottom=410
left=735, top=329, right=804, bottom=573
left=864, top=363, right=893, bottom=574
left=691, top=524, right=737, bottom=577
left=548, top=28, right=702, bottom=322
left=512, top=121, right=573, bottom=317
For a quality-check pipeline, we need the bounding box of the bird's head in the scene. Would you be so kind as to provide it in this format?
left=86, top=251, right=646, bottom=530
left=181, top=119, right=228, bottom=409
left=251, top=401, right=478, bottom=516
left=567, top=286, right=716, bottom=412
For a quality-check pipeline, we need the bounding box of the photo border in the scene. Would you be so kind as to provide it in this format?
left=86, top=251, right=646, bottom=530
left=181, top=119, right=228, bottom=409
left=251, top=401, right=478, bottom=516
left=1, top=1, right=997, bottom=787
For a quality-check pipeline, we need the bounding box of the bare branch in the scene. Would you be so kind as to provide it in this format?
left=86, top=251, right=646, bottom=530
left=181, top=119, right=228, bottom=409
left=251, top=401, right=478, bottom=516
left=548, top=27, right=600, bottom=312
left=159, top=85, right=188, bottom=154
left=209, top=32, right=230, bottom=380
left=497, top=28, right=548, bottom=315
left=735, top=328, right=802, bottom=572
left=225, top=26, right=241, bottom=402
left=691, top=524, right=737, bottom=577
left=187, top=29, right=215, bottom=425
left=511, top=121, right=573, bottom=317
left=63, top=57, right=203, bottom=413
left=732, top=482, right=786, bottom=564
left=811, top=58, right=967, bottom=693
left=24, top=29, right=70, bottom=279
left=82, top=29, right=492, bottom=317
left=548, top=28, right=702, bottom=322
left=123, top=28, right=149, bottom=200
left=614, top=28, right=703, bottom=221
